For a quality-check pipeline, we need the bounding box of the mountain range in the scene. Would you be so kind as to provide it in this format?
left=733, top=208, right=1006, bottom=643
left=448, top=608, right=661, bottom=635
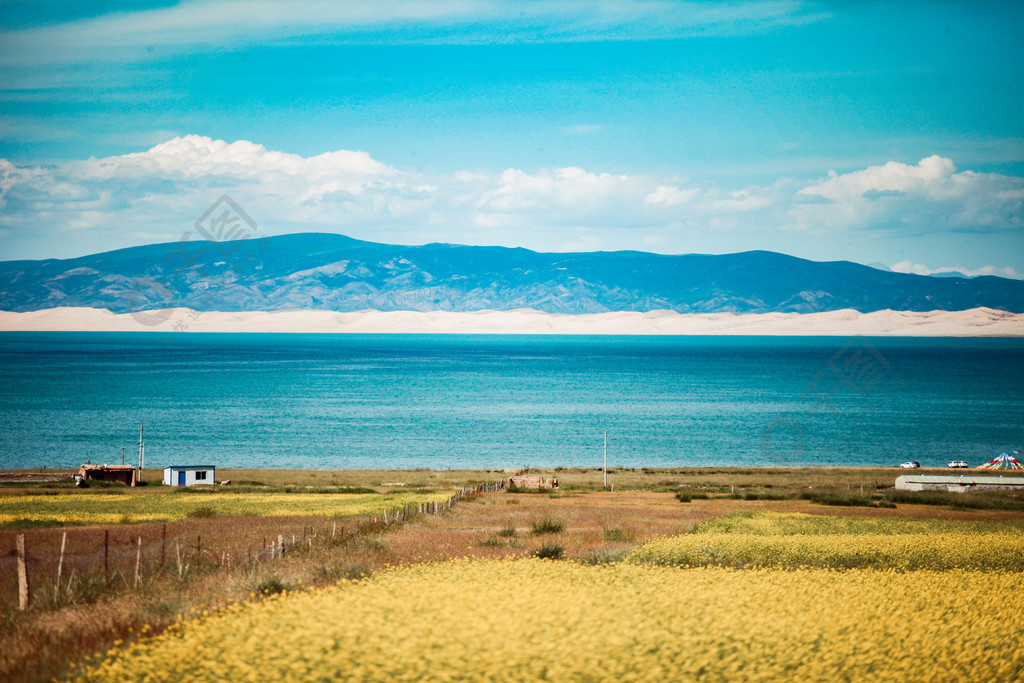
left=1, top=233, right=1022, bottom=315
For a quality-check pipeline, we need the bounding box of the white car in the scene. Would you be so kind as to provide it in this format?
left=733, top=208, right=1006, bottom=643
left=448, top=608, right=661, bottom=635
left=900, top=461, right=921, bottom=469
left=947, top=461, right=969, bottom=468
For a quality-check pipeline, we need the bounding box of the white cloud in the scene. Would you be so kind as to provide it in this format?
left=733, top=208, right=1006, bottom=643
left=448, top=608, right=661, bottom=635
left=77, top=135, right=395, bottom=185
left=789, top=155, right=1024, bottom=233
left=0, top=1, right=827, bottom=70
left=0, top=138, right=1021, bottom=276
left=644, top=185, right=700, bottom=207
left=800, top=155, right=957, bottom=202
left=890, top=261, right=1024, bottom=280
left=476, top=166, right=635, bottom=215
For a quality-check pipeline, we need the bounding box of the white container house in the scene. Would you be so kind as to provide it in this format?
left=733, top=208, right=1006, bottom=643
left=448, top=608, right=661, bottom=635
left=164, top=465, right=216, bottom=487
left=895, top=474, right=1024, bottom=492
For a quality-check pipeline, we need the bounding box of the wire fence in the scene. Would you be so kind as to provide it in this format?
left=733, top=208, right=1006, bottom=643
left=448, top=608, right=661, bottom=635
left=1, top=481, right=504, bottom=612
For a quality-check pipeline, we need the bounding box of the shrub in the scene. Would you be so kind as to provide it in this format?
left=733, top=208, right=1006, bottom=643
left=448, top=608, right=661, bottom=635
left=578, top=549, right=629, bottom=565
left=316, top=564, right=372, bottom=582
left=255, top=576, right=288, bottom=596
left=602, top=526, right=632, bottom=542
left=498, top=523, right=517, bottom=537
left=675, top=492, right=709, bottom=503
left=531, top=518, right=565, bottom=535
left=727, top=492, right=792, bottom=501
left=799, top=492, right=875, bottom=507
left=534, top=543, right=564, bottom=560
left=353, top=536, right=389, bottom=553
left=187, top=506, right=217, bottom=519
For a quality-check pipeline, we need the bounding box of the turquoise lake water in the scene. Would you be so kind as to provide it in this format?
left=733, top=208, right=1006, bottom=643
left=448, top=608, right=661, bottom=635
left=0, top=332, right=1021, bottom=470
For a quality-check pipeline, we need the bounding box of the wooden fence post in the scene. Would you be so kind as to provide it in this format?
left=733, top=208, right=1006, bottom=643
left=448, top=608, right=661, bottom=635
left=103, top=530, right=109, bottom=587
left=176, top=541, right=182, bottom=578
left=56, top=531, right=67, bottom=600
left=16, top=534, right=29, bottom=610
left=161, top=524, right=167, bottom=570
left=134, top=536, right=142, bottom=587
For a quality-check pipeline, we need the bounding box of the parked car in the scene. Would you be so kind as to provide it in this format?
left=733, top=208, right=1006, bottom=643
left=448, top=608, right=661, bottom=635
left=947, top=461, right=969, bottom=468
left=900, top=461, right=921, bottom=469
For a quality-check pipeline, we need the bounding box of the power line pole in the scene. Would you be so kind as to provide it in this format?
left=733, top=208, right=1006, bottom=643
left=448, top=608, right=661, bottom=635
left=603, top=430, right=608, bottom=488
left=138, top=423, right=144, bottom=477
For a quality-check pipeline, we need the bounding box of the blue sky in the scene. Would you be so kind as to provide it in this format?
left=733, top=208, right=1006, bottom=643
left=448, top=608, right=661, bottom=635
left=0, top=0, right=1022, bottom=278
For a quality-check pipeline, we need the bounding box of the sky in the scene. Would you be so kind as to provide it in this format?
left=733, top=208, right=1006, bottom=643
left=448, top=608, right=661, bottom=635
left=0, top=0, right=1022, bottom=277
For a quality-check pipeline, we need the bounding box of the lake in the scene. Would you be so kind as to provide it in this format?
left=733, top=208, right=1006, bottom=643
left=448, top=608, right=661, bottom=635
left=0, top=332, right=1021, bottom=470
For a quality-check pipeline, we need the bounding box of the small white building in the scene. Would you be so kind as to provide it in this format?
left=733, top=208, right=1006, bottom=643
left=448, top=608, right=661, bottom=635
left=895, top=474, right=1024, bottom=493
left=164, top=465, right=216, bottom=487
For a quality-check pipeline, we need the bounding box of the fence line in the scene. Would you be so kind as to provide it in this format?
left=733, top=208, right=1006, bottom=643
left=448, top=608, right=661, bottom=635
left=2, top=481, right=505, bottom=610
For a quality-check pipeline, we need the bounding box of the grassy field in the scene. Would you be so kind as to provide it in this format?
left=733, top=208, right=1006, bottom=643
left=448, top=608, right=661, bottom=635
left=3, top=467, right=1024, bottom=682
left=0, top=463, right=968, bottom=493
left=627, top=512, right=1024, bottom=570
left=0, top=490, right=454, bottom=527
left=75, top=560, right=1024, bottom=682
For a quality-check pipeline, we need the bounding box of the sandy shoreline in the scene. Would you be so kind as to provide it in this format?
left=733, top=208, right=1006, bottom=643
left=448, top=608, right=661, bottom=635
left=1, top=306, right=1023, bottom=336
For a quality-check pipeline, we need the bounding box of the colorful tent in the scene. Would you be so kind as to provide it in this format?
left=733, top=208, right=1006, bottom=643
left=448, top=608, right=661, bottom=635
left=976, top=451, right=1024, bottom=470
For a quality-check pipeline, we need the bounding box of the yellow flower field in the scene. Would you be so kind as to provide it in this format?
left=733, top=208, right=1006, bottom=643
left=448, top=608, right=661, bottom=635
left=626, top=512, right=1024, bottom=570
left=692, top=511, right=1024, bottom=536
left=76, top=559, right=1024, bottom=682
left=0, top=491, right=453, bottom=526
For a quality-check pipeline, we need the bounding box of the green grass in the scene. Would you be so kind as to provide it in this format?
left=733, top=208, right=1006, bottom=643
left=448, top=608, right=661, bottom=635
left=694, top=512, right=1024, bottom=536
left=882, top=489, right=1024, bottom=511
left=602, top=526, right=632, bottom=542
left=628, top=512, right=1024, bottom=571
left=530, top=518, right=565, bottom=535
left=0, top=490, right=454, bottom=528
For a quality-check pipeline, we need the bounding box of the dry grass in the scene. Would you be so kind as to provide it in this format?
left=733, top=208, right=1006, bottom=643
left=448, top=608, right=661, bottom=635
left=0, top=488, right=711, bottom=681
left=166, top=465, right=919, bottom=494
left=4, top=466, right=1024, bottom=682
left=6, top=465, right=1017, bottom=504
left=381, top=490, right=713, bottom=566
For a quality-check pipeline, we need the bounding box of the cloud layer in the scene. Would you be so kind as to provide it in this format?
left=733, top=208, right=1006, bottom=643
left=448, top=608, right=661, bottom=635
left=0, top=1, right=825, bottom=70
left=0, top=135, right=1021, bottom=276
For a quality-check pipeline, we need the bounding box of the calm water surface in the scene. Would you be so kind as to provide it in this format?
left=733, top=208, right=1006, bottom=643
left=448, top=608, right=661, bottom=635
left=0, top=332, right=1021, bottom=470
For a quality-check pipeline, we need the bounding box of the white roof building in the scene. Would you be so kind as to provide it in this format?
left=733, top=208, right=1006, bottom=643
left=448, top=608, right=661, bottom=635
left=163, top=465, right=216, bottom=487
left=895, top=474, right=1024, bottom=493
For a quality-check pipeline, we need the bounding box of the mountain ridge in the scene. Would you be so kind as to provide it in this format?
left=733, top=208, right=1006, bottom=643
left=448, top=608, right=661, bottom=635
left=1, top=232, right=1022, bottom=315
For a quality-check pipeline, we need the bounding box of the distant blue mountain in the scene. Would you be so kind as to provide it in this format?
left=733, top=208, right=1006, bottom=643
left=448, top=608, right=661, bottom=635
left=1, top=233, right=1022, bottom=314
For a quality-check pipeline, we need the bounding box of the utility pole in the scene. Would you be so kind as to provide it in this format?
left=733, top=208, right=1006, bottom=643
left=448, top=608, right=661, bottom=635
left=122, top=446, right=125, bottom=465
left=138, top=423, right=144, bottom=477
left=603, top=430, right=608, bottom=488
